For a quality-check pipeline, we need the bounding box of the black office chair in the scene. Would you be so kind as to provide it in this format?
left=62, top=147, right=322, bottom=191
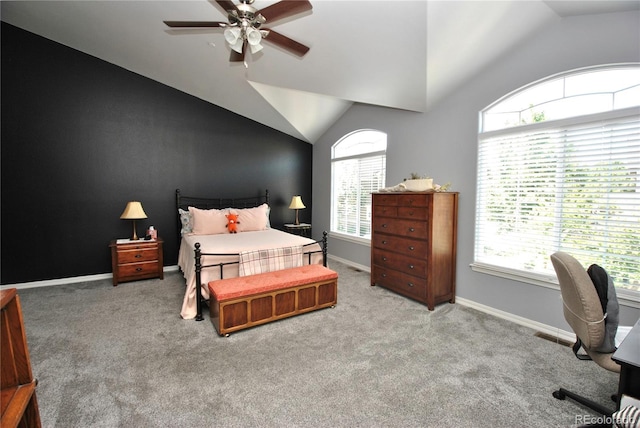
left=550, top=252, right=619, bottom=416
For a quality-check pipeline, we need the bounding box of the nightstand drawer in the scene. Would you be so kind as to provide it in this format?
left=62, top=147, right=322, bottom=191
left=117, top=248, right=158, bottom=264
left=118, top=261, right=160, bottom=278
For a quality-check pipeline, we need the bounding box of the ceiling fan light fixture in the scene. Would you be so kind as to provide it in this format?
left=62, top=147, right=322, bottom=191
left=224, top=27, right=241, bottom=43
left=246, top=27, right=262, bottom=44
left=224, top=27, right=244, bottom=53
left=249, top=42, right=263, bottom=54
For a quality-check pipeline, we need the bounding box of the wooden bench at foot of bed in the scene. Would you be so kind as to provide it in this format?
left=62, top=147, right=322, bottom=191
left=208, top=264, right=338, bottom=336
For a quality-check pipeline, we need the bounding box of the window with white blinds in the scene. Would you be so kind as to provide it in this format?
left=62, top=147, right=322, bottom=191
left=475, top=65, right=640, bottom=298
left=331, top=130, right=387, bottom=240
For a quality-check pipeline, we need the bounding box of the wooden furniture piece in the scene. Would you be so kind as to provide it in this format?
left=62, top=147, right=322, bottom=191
left=208, top=264, right=338, bottom=336
left=1, top=288, right=42, bottom=428
left=371, top=191, right=458, bottom=310
left=284, top=223, right=312, bottom=237
left=109, top=238, right=164, bottom=286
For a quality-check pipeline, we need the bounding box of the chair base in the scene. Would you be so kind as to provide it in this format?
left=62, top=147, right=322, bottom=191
left=553, top=387, right=614, bottom=416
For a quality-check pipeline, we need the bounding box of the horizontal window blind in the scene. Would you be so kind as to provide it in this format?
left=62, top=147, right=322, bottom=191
left=475, top=112, right=640, bottom=294
left=331, top=154, right=386, bottom=239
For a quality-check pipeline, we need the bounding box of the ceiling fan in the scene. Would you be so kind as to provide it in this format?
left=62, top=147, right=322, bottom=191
left=164, top=0, right=312, bottom=63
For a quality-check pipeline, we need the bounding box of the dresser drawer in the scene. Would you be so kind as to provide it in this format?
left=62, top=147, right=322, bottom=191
left=372, top=266, right=426, bottom=300
left=372, top=249, right=427, bottom=278
left=395, top=194, right=430, bottom=208
left=397, top=206, right=429, bottom=221
left=117, top=247, right=158, bottom=264
left=118, top=261, right=160, bottom=278
left=372, top=194, right=401, bottom=206
left=373, top=205, right=398, bottom=218
left=373, top=218, right=428, bottom=237
left=372, top=234, right=428, bottom=257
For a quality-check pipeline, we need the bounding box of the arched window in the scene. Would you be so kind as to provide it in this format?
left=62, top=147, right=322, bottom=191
left=331, top=130, right=387, bottom=240
left=474, top=64, right=640, bottom=299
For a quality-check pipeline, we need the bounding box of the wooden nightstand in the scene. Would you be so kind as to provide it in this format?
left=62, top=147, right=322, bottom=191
left=109, top=238, right=164, bottom=286
left=284, top=223, right=312, bottom=237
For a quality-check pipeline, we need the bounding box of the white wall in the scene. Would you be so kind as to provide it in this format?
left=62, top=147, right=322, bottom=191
left=313, top=10, right=640, bottom=329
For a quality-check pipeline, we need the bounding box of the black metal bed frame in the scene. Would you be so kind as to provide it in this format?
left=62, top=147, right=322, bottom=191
left=175, top=189, right=328, bottom=321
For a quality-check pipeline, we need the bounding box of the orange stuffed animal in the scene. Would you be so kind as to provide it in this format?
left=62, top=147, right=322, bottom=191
left=225, top=213, right=240, bottom=233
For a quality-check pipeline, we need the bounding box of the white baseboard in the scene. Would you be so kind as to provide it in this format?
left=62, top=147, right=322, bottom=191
left=455, top=296, right=576, bottom=343
left=328, top=254, right=370, bottom=273
left=0, top=265, right=180, bottom=290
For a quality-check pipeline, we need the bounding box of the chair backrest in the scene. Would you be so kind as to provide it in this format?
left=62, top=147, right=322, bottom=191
left=550, top=252, right=605, bottom=350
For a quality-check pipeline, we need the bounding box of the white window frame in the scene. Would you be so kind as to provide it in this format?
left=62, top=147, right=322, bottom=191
left=330, top=130, right=387, bottom=242
left=473, top=64, right=640, bottom=307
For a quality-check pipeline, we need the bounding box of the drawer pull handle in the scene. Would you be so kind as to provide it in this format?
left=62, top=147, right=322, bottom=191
left=382, top=240, right=387, bottom=244
left=381, top=273, right=387, bottom=278
left=135, top=254, right=142, bottom=258
left=136, top=267, right=143, bottom=272
left=409, top=265, right=414, bottom=269
left=409, top=211, right=414, bottom=216
left=409, top=246, right=415, bottom=251
left=382, top=224, right=388, bottom=228
left=409, top=227, right=415, bottom=232
left=408, top=282, right=414, bottom=287
left=382, top=257, right=387, bottom=262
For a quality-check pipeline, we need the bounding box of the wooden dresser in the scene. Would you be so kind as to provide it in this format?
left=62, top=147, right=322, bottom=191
left=371, top=191, right=458, bottom=310
left=1, top=288, right=42, bottom=428
left=109, top=238, right=164, bottom=286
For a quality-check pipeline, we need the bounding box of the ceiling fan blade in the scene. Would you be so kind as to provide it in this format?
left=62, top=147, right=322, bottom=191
left=215, top=0, right=238, bottom=13
left=262, top=29, right=310, bottom=57
left=229, top=41, right=246, bottom=62
left=164, top=21, right=226, bottom=28
left=258, top=0, right=312, bottom=24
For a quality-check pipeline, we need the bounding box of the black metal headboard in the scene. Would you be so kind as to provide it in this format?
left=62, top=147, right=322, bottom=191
left=176, top=188, right=269, bottom=211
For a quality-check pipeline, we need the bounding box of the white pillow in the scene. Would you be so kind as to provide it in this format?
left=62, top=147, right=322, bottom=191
left=231, top=204, right=270, bottom=232
left=189, top=206, right=228, bottom=235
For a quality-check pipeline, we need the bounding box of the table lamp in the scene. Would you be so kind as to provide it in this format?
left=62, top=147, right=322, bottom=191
left=120, top=201, right=147, bottom=240
left=288, top=195, right=305, bottom=225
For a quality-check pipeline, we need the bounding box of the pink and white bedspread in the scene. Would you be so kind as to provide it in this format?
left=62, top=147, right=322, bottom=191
left=178, top=229, right=322, bottom=319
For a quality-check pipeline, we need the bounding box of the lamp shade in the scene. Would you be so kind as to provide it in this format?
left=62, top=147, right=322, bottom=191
left=289, top=196, right=305, bottom=210
left=120, top=201, right=148, bottom=220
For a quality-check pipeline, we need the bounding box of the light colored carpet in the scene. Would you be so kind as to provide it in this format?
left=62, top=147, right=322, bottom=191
left=16, top=260, right=618, bottom=427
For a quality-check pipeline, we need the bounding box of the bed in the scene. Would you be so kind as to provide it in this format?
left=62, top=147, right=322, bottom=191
left=176, top=189, right=326, bottom=320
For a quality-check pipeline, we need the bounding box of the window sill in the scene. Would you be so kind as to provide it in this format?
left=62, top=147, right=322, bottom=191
left=470, top=262, right=640, bottom=309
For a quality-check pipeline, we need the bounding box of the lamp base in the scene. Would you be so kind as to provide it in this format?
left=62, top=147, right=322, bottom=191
left=130, top=220, right=140, bottom=240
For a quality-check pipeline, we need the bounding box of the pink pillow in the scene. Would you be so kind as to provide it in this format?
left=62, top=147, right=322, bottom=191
left=233, top=204, right=269, bottom=232
left=189, top=206, right=228, bottom=235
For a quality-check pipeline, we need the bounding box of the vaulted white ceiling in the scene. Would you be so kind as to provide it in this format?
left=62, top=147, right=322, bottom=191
left=2, top=1, right=638, bottom=143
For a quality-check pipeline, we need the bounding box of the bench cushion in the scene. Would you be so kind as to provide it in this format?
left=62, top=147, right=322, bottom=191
left=208, top=264, right=338, bottom=301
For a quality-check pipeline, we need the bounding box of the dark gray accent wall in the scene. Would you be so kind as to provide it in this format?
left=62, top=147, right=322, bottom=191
left=1, top=22, right=312, bottom=284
